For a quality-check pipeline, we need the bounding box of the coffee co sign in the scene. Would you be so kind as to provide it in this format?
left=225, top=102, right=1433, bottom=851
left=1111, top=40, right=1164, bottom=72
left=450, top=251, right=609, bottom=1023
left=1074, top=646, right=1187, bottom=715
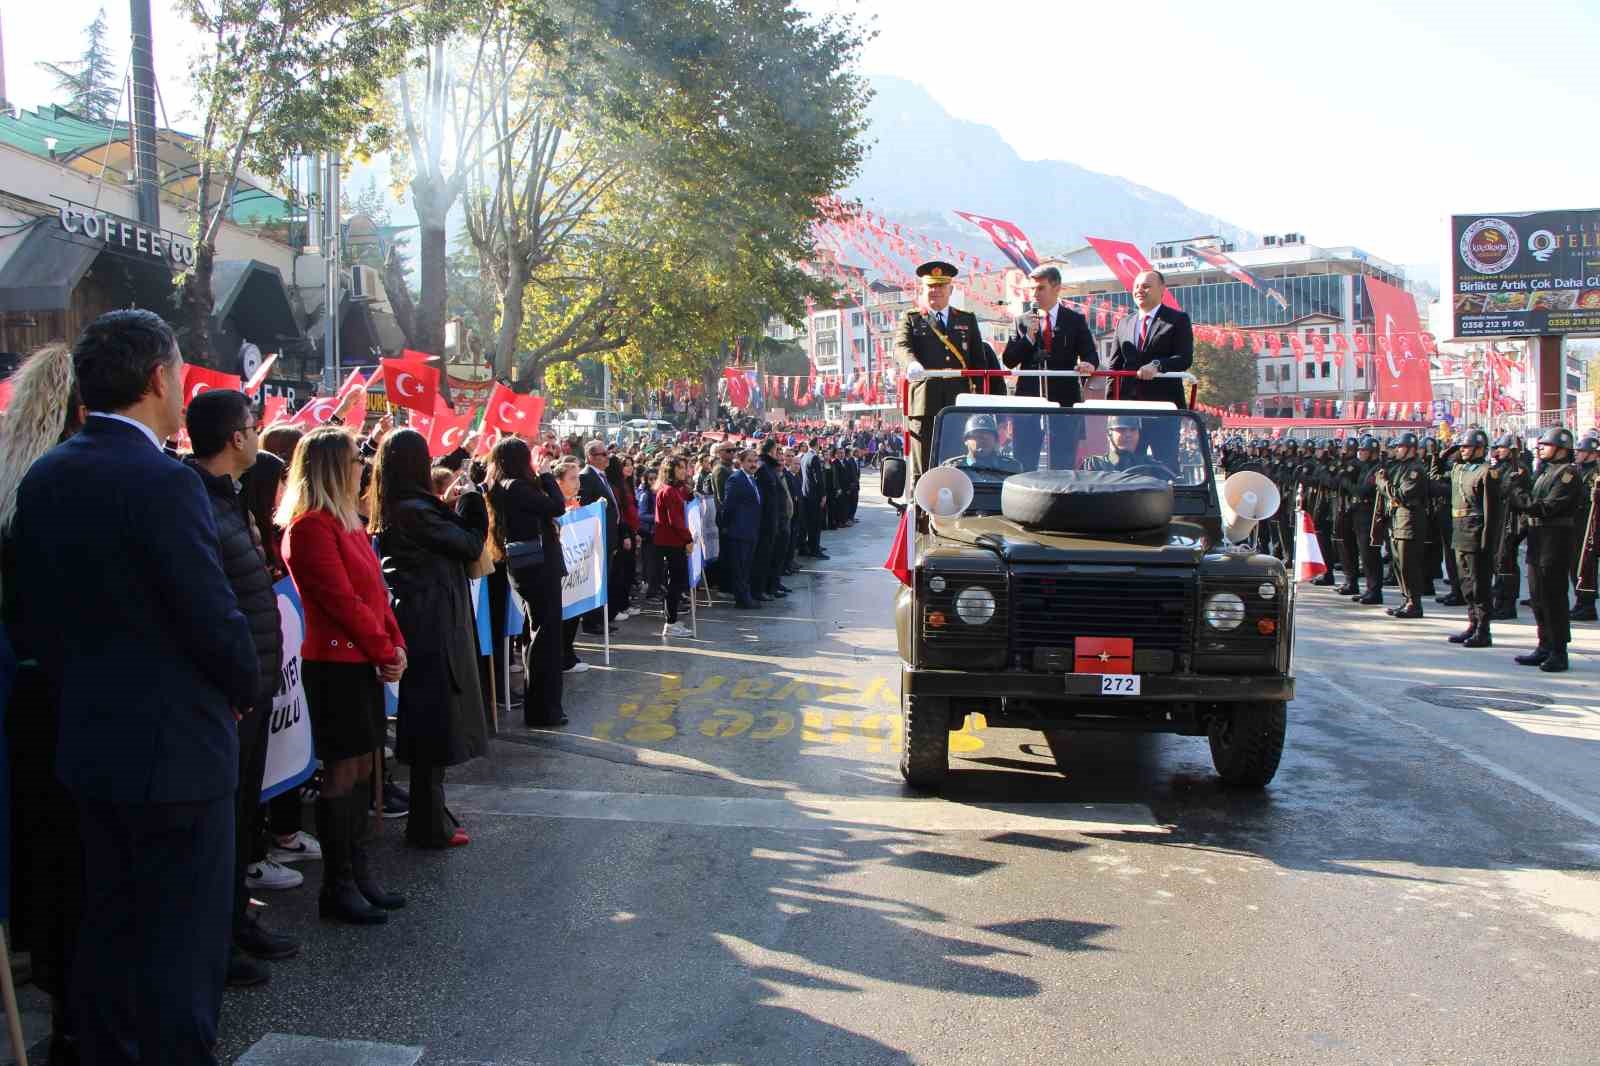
left=56, top=201, right=196, bottom=269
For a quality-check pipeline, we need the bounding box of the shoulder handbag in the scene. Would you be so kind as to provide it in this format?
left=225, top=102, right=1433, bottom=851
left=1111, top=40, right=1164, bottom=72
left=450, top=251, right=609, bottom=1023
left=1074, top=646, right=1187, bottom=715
left=504, top=537, right=545, bottom=569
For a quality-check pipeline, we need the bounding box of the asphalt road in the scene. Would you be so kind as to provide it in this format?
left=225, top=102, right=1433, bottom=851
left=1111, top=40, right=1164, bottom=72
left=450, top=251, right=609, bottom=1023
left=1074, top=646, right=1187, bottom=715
left=20, top=473, right=1600, bottom=1065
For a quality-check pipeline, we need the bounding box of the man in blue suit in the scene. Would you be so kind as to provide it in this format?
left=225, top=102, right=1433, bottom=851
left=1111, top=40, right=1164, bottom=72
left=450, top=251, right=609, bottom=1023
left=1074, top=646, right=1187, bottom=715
left=720, top=448, right=764, bottom=608
left=9, top=310, right=259, bottom=1065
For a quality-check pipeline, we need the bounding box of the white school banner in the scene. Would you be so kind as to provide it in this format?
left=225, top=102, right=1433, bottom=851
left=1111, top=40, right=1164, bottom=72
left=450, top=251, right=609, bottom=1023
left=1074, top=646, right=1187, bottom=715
left=697, top=493, right=720, bottom=563
left=686, top=498, right=705, bottom=588
left=559, top=499, right=609, bottom=620
left=261, top=578, right=316, bottom=801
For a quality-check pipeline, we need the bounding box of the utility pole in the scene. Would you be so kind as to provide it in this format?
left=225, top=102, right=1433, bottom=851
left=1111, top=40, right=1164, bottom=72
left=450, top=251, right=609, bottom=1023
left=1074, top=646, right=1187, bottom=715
left=323, top=150, right=341, bottom=385
left=128, top=0, right=160, bottom=227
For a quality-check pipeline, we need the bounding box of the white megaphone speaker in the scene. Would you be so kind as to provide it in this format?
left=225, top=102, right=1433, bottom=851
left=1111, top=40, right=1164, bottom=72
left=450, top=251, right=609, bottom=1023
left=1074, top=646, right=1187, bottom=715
left=1220, top=470, right=1280, bottom=544
left=913, top=466, right=974, bottom=521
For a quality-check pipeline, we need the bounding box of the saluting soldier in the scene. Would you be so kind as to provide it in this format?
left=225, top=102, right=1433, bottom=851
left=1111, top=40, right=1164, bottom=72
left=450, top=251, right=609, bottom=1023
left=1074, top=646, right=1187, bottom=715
left=1569, top=433, right=1599, bottom=621
left=1504, top=427, right=1584, bottom=672
left=1490, top=433, right=1530, bottom=620
left=1446, top=429, right=1498, bottom=648
left=1376, top=432, right=1429, bottom=617
left=897, top=260, right=992, bottom=480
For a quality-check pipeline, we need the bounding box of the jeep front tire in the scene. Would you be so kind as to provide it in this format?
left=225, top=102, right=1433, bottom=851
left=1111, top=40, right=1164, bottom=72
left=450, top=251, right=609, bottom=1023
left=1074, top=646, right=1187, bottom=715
left=900, top=691, right=950, bottom=790
left=1207, top=701, right=1287, bottom=787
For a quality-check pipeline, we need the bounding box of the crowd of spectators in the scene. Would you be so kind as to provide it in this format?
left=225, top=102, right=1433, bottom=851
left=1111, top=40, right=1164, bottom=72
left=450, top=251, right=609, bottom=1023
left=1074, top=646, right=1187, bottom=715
left=0, top=311, right=885, bottom=1064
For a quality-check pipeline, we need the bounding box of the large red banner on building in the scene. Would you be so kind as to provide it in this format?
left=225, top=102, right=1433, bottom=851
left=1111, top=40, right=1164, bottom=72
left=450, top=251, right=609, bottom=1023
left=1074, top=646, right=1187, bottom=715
left=1085, top=237, right=1183, bottom=310
left=1364, top=276, right=1433, bottom=404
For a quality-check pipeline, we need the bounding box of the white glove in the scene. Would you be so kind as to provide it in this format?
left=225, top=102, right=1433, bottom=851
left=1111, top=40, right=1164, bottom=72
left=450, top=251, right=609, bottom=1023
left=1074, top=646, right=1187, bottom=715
left=905, top=360, right=926, bottom=382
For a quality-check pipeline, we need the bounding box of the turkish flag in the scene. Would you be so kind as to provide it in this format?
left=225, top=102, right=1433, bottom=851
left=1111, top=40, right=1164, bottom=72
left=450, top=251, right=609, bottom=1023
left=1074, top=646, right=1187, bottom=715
left=952, top=210, right=1041, bottom=273
left=483, top=383, right=545, bottom=436
left=1084, top=237, right=1182, bottom=309
left=290, top=394, right=341, bottom=427
left=242, top=354, right=278, bottom=397
left=1074, top=637, right=1133, bottom=674
left=382, top=357, right=439, bottom=414
left=331, top=369, right=368, bottom=425
left=181, top=364, right=243, bottom=405
left=260, top=395, right=289, bottom=426
left=419, top=400, right=472, bottom=457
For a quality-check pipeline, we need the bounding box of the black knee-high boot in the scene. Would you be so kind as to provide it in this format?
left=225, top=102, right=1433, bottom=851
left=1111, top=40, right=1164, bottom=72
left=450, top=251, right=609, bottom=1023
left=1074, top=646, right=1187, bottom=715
left=348, top=791, right=404, bottom=910
left=316, top=796, right=386, bottom=924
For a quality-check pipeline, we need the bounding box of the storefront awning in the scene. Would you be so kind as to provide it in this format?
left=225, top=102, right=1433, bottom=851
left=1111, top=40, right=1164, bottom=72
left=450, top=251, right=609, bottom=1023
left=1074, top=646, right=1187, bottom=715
left=211, top=260, right=301, bottom=345
left=0, top=223, right=100, bottom=312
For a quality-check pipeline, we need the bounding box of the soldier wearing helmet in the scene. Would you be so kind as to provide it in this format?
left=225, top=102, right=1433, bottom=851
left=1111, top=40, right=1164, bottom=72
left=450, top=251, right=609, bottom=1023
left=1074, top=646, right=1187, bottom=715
left=1080, top=416, right=1162, bottom=475
left=1330, top=436, right=1363, bottom=594
left=1421, top=435, right=1455, bottom=604
left=1446, top=428, right=1498, bottom=647
left=1502, top=426, right=1583, bottom=671
left=1570, top=432, right=1599, bottom=621
left=1350, top=434, right=1386, bottom=603
left=1374, top=431, right=1428, bottom=617
left=1489, top=432, right=1531, bottom=620
left=943, top=413, right=1021, bottom=475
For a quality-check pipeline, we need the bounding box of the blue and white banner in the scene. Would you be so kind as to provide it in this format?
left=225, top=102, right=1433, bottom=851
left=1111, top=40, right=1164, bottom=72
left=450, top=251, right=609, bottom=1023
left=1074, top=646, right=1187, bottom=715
left=262, top=578, right=318, bottom=801
left=686, top=498, right=705, bottom=588
left=559, top=500, right=609, bottom=620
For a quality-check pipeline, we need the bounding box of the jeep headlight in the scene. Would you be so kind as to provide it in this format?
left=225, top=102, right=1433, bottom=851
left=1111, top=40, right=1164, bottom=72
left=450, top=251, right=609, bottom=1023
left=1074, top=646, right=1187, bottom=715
left=1203, top=592, right=1246, bottom=631
left=955, top=586, right=996, bottom=625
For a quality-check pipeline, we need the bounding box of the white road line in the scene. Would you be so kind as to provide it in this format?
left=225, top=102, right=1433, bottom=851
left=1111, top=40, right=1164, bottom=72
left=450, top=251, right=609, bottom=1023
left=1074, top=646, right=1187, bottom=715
left=446, top=784, right=1163, bottom=835
left=1308, top=668, right=1600, bottom=833
left=235, top=1034, right=424, bottom=1066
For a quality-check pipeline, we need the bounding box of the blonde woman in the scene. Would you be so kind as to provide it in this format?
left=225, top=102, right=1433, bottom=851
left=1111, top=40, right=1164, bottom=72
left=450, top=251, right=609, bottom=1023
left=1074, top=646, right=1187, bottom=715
left=0, top=344, right=85, bottom=1062
left=278, top=427, right=407, bottom=924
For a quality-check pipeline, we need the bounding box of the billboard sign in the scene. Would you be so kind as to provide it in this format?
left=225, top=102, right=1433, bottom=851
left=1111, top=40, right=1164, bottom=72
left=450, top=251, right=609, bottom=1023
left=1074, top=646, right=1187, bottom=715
left=1451, top=209, right=1600, bottom=336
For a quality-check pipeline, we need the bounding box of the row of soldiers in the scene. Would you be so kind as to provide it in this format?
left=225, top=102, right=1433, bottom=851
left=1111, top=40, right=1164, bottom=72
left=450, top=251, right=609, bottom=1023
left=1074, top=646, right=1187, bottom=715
left=1220, top=428, right=1598, bottom=672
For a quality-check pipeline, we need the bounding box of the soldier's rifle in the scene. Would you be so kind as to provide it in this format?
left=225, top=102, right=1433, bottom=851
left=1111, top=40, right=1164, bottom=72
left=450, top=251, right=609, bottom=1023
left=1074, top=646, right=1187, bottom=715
left=1577, top=474, right=1600, bottom=594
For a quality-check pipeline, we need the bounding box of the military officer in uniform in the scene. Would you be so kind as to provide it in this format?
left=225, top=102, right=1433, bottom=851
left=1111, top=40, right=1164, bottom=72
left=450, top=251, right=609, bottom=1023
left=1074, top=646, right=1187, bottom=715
left=1308, top=439, right=1338, bottom=586
left=1376, top=432, right=1428, bottom=617
left=898, top=260, right=993, bottom=481
left=1505, top=426, right=1584, bottom=672
left=1569, top=433, right=1599, bottom=621
left=1080, top=416, right=1170, bottom=475
left=942, top=413, right=1022, bottom=475
left=1352, top=435, right=1386, bottom=604
left=1333, top=437, right=1363, bottom=594
left=1490, top=432, right=1529, bottom=620
left=1446, top=429, right=1498, bottom=648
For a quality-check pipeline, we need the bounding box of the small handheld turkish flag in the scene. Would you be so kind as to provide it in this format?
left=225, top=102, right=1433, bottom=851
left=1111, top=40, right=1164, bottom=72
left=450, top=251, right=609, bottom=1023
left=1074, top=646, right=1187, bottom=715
left=483, top=382, right=545, bottom=436
left=1073, top=637, right=1133, bottom=674
left=180, top=364, right=243, bottom=405
left=422, top=400, right=472, bottom=458
left=382, top=357, right=439, bottom=415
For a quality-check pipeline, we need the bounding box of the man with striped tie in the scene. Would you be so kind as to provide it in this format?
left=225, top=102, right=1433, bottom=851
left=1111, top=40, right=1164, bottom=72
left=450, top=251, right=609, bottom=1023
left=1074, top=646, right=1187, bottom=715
left=1109, top=269, right=1194, bottom=470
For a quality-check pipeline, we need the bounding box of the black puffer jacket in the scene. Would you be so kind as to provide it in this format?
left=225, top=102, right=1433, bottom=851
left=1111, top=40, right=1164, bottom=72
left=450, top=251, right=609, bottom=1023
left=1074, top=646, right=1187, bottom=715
left=183, top=457, right=283, bottom=706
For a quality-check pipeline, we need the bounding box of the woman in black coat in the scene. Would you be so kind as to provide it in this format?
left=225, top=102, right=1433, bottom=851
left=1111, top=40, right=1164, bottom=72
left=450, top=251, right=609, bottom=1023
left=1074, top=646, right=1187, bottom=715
left=371, top=429, right=487, bottom=848
left=486, top=437, right=568, bottom=728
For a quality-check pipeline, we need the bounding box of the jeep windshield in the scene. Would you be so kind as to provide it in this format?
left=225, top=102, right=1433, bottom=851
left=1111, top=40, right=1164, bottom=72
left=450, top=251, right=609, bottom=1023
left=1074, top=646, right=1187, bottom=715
left=932, top=407, right=1213, bottom=501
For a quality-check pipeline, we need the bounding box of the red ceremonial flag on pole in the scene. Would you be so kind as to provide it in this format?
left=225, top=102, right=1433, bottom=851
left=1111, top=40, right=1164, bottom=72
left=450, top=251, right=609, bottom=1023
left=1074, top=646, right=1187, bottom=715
left=1083, top=236, right=1183, bottom=310
left=883, top=502, right=917, bottom=587
left=1295, top=494, right=1326, bottom=582
left=382, top=357, right=440, bottom=415
left=181, top=364, right=243, bottom=405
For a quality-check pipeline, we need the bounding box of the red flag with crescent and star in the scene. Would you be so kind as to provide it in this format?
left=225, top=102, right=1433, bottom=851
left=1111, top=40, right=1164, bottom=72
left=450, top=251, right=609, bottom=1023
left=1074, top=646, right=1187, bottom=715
left=482, top=382, right=545, bottom=437
left=952, top=210, right=1040, bottom=273
left=382, top=357, right=440, bottom=415
left=180, top=364, right=243, bottom=406
left=413, top=399, right=472, bottom=458
left=1084, top=237, right=1183, bottom=310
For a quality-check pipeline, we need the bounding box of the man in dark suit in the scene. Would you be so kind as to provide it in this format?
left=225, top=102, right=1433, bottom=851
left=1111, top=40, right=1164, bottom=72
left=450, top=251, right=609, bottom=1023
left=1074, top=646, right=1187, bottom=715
left=752, top=438, right=790, bottom=599
left=721, top=449, right=764, bottom=607
left=1109, top=269, right=1194, bottom=470
left=797, top=440, right=828, bottom=559
left=579, top=439, right=627, bottom=634
left=9, top=309, right=259, bottom=1065
left=1002, top=265, right=1096, bottom=469
left=897, top=261, right=995, bottom=480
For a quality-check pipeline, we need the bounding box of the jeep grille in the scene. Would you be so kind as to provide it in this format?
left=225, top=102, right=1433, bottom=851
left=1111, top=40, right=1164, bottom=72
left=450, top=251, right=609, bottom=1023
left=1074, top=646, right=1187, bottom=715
left=1013, top=570, right=1193, bottom=671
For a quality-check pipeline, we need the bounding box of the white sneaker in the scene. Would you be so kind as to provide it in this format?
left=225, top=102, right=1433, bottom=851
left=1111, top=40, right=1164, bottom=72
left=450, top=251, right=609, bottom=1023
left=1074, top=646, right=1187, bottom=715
left=244, top=859, right=303, bottom=891
left=564, top=660, right=592, bottom=674
left=267, top=830, right=322, bottom=864
left=662, top=622, right=692, bottom=638
left=614, top=609, right=632, bottom=622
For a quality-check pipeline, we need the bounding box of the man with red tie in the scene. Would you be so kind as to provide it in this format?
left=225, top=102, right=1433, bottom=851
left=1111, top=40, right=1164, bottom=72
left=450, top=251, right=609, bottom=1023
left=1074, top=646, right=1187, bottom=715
left=1109, top=269, right=1193, bottom=470
left=1002, top=265, right=1095, bottom=470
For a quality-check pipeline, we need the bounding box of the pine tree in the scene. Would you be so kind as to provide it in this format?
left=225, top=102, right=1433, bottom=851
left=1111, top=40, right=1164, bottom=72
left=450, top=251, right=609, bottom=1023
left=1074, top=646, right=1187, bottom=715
left=36, top=9, right=121, bottom=121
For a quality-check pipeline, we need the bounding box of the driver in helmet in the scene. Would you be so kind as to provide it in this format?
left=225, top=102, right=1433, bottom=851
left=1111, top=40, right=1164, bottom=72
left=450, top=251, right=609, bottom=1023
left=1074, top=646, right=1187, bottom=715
left=943, top=413, right=1022, bottom=474
left=1080, top=416, right=1155, bottom=474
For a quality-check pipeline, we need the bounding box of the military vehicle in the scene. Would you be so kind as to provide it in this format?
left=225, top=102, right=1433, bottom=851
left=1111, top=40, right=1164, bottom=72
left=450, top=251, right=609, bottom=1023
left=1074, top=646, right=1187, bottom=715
left=880, top=395, right=1295, bottom=790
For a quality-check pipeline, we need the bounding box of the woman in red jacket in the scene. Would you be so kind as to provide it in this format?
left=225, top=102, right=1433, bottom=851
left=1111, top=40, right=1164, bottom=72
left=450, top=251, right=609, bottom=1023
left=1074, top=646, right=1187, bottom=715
left=653, top=455, right=694, bottom=638
left=278, top=427, right=407, bottom=925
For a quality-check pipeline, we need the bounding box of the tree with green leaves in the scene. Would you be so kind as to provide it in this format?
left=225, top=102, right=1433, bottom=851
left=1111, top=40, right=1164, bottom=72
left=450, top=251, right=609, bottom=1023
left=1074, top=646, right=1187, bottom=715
left=175, top=0, right=414, bottom=360
left=37, top=9, right=121, bottom=121
left=1191, top=336, right=1258, bottom=417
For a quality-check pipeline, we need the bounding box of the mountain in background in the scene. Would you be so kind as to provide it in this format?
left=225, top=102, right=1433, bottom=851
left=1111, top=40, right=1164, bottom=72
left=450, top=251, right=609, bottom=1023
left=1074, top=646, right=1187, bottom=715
left=845, top=75, right=1254, bottom=264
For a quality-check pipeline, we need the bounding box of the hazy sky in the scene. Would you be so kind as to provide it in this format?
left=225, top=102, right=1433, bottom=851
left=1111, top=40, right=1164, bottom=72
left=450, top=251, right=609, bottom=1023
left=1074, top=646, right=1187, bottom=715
left=6, top=0, right=1598, bottom=274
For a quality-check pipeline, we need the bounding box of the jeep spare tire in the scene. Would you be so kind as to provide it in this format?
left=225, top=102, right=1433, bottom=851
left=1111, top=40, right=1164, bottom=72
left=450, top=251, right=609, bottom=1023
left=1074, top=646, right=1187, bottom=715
left=1001, top=469, right=1173, bottom=533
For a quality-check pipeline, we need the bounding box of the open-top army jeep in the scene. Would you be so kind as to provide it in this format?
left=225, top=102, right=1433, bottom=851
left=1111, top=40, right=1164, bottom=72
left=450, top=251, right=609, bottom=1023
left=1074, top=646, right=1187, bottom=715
left=881, top=395, right=1294, bottom=791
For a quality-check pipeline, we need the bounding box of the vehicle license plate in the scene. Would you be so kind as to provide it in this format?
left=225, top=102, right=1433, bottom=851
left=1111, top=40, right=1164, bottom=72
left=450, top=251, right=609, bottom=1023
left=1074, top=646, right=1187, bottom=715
left=1099, top=674, right=1141, bottom=696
